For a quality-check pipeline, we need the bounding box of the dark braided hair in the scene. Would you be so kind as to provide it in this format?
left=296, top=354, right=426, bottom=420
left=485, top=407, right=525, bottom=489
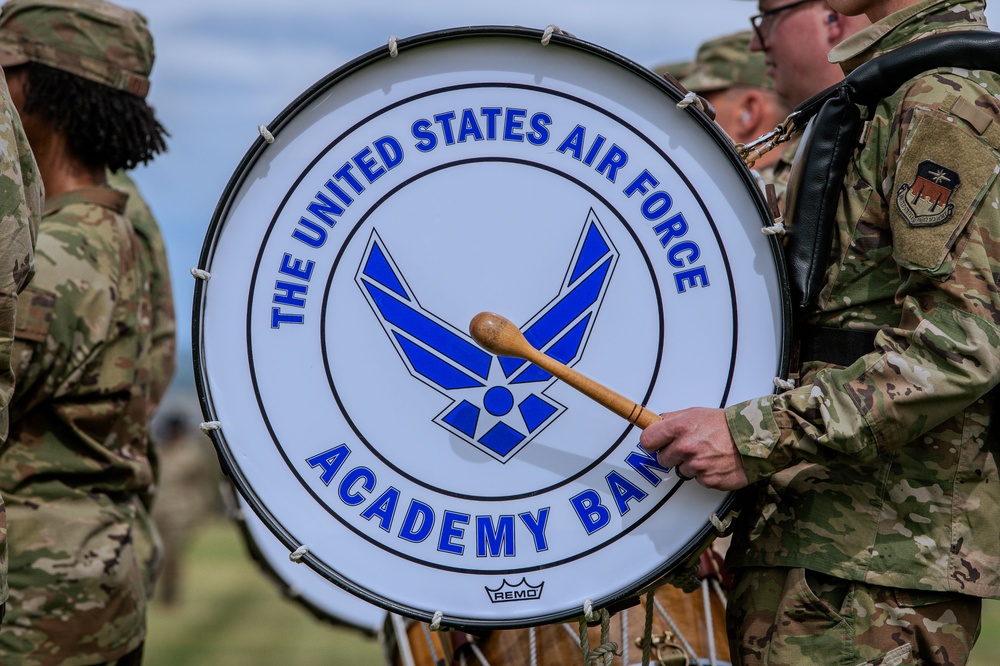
left=16, top=61, right=168, bottom=171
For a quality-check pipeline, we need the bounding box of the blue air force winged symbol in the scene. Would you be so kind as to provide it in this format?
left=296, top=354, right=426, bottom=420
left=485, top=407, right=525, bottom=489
left=356, top=209, right=618, bottom=463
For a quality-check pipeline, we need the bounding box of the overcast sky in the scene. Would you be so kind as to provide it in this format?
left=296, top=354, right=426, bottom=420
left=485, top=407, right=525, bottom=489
left=114, top=0, right=1000, bottom=399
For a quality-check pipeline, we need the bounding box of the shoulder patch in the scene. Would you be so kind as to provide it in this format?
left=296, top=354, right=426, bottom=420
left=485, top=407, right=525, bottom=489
left=894, top=160, right=960, bottom=227
left=890, top=112, right=1000, bottom=271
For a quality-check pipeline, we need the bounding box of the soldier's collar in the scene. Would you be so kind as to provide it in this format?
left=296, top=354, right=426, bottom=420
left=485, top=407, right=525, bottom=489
left=829, top=0, right=982, bottom=74
left=43, top=186, right=128, bottom=217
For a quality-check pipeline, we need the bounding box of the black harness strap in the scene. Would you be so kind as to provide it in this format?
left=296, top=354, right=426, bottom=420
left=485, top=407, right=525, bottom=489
left=797, top=326, right=879, bottom=367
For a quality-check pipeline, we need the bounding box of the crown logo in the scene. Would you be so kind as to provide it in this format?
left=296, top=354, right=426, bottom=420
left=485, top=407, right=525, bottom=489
left=485, top=577, right=545, bottom=603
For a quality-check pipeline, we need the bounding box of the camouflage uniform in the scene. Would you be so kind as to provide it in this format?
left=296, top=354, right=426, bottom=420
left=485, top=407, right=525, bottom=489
left=0, top=66, right=41, bottom=612
left=0, top=0, right=159, bottom=662
left=1, top=188, right=152, bottom=664
left=724, top=0, right=1000, bottom=662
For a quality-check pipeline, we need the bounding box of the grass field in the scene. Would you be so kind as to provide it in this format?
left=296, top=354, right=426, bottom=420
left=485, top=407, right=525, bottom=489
left=144, top=519, right=383, bottom=666
left=144, top=518, right=1000, bottom=665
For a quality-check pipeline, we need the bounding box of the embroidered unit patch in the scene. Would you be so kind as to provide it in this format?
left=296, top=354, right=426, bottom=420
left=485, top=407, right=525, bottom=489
left=895, top=160, right=961, bottom=227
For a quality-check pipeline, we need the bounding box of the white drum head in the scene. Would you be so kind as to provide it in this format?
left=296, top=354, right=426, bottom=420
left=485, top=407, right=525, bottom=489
left=195, top=26, right=789, bottom=629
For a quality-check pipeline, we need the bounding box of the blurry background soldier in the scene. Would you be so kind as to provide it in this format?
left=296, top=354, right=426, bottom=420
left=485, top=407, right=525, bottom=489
left=0, top=41, right=41, bottom=626
left=0, top=0, right=168, bottom=662
left=150, top=411, right=221, bottom=607
left=677, top=31, right=791, bottom=194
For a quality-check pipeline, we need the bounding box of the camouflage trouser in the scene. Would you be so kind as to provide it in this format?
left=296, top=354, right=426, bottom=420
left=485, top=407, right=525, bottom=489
left=726, top=567, right=981, bottom=666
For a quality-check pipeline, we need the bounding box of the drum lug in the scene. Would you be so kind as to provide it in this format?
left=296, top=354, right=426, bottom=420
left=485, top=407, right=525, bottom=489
left=639, top=630, right=689, bottom=666
left=737, top=112, right=801, bottom=168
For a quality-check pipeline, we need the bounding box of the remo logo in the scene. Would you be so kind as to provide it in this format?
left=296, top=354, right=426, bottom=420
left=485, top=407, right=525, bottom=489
left=194, top=27, right=788, bottom=629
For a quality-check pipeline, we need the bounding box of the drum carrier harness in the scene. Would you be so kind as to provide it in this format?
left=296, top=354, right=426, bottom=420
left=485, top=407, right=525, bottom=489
left=774, top=31, right=1000, bottom=367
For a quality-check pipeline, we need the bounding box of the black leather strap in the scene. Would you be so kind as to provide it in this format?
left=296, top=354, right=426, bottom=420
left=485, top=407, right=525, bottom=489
left=785, top=87, right=862, bottom=309
left=986, top=387, right=1000, bottom=457
left=786, top=31, right=1000, bottom=310
left=798, top=325, right=879, bottom=367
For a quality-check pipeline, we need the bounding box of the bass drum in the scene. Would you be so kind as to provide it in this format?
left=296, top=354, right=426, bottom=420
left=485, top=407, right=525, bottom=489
left=194, top=25, right=789, bottom=629
left=382, top=575, right=729, bottom=665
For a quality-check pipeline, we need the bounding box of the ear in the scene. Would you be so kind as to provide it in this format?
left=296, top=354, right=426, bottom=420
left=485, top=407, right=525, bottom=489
left=825, top=12, right=847, bottom=45
left=735, top=91, right=763, bottom=142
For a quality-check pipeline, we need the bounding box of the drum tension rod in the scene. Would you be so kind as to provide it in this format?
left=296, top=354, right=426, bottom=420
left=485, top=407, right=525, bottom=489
left=760, top=184, right=787, bottom=240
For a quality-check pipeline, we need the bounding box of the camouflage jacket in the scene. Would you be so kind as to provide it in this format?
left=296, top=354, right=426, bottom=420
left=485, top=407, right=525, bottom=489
left=725, top=0, right=1000, bottom=599
left=0, top=71, right=41, bottom=609
left=0, top=188, right=153, bottom=664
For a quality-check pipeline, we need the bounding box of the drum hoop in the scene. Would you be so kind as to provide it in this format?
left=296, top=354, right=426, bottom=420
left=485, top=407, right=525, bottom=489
left=192, top=24, right=792, bottom=630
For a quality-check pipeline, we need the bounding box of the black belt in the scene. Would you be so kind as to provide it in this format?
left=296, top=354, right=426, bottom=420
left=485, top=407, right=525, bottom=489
left=798, top=325, right=879, bottom=367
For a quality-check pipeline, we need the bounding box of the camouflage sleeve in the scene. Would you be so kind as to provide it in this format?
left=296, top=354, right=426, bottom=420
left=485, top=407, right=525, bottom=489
left=9, top=216, right=120, bottom=417
left=726, top=73, right=1000, bottom=483
left=0, top=79, right=41, bottom=441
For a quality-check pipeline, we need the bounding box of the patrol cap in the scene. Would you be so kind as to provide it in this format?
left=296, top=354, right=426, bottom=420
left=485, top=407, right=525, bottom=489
left=678, top=30, right=772, bottom=94
left=0, top=0, right=153, bottom=98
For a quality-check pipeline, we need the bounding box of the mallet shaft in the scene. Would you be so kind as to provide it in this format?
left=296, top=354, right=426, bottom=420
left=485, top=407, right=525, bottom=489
left=469, top=311, right=660, bottom=429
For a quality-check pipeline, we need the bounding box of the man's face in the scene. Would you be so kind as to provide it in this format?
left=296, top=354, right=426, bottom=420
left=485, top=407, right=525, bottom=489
left=751, top=0, right=835, bottom=106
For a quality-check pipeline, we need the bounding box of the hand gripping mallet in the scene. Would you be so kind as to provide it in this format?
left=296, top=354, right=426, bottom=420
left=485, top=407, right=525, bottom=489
left=469, top=312, right=661, bottom=429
